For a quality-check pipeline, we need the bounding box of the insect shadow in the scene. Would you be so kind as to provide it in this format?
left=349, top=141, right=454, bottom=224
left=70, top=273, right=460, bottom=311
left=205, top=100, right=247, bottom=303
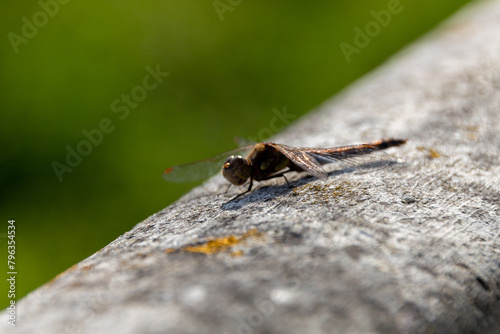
left=219, top=162, right=396, bottom=211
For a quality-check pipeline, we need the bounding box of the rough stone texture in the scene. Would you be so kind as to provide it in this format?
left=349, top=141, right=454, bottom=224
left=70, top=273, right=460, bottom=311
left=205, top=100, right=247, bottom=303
left=4, top=1, right=500, bottom=333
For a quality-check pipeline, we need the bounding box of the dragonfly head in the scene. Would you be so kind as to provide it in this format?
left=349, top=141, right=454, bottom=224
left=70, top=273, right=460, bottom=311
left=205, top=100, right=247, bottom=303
left=222, top=155, right=252, bottom=185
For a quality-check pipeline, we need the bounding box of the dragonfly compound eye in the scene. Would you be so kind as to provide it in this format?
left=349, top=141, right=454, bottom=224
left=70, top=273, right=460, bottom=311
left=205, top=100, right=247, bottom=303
left=222, top=156, right=252, bottom=185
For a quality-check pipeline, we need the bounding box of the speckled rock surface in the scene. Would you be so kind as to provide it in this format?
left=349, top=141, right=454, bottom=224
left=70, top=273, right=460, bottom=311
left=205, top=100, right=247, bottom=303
left=4, top=1, right=500, bottom=333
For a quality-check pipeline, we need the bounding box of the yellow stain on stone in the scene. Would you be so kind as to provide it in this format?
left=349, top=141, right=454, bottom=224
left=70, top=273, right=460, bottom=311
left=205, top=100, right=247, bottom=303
left=230, top=250, right=244, bottom=257
left=165, top=229, right=261, bottom=255
left=428, top=148, right=441, bottom=158
left=417, top=146, right=441, bottom=159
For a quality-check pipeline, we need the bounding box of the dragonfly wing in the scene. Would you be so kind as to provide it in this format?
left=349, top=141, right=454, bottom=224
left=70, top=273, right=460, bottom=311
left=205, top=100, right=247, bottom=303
left=268, top=143, right=328, bottom=180
left=306, top=149, right=397, bottom=171
left=301, top=139, right=405, bottom=171
left=233, top=136, right=257, bottom=147
left=163, top=146, right=253, bottom=183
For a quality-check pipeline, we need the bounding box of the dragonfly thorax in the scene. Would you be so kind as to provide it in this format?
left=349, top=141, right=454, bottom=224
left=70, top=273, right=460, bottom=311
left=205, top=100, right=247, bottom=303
left=222, top=155, right=252, bottom=185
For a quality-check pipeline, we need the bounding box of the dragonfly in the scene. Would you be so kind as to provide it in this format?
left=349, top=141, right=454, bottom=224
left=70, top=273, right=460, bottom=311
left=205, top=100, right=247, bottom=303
left=163, top=138, right=408, bottom=200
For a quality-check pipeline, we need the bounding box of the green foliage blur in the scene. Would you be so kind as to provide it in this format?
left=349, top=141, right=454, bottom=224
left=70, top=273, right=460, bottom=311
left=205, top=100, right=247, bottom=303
left=0, top=0, right=472, bottom=307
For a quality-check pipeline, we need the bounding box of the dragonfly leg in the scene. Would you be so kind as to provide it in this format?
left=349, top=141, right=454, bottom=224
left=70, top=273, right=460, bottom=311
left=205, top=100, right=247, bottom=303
left=229, top=170, right=294, bottom=201
left=230, top=178, right=253, bottom=201
left=282, top=174, right=292, bottom=188
left=261, top=170, right=294, bottom=188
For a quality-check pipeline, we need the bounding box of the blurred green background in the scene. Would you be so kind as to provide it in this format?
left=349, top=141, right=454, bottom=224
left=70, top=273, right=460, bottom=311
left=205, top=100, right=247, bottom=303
left=1, top=0, right=473, bottom=308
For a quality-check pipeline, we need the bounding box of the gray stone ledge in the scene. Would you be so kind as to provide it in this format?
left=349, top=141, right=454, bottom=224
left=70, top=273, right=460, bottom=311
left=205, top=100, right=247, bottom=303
left=3, top=1, right=500, bottom=333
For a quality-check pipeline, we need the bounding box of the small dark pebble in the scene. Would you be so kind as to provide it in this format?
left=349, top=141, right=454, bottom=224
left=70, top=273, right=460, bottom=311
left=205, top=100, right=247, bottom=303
left=402, top=196, right=417, bottom=204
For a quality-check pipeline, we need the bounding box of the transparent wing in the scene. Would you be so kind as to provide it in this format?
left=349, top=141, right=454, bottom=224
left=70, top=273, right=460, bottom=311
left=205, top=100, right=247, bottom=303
left=305, top=148, right=399, bottom=172
left=268, top=143, right=328, bottom=179
left=163, top=146, right=253, bottom=183
left=233, top=136, right=257, bottom=147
